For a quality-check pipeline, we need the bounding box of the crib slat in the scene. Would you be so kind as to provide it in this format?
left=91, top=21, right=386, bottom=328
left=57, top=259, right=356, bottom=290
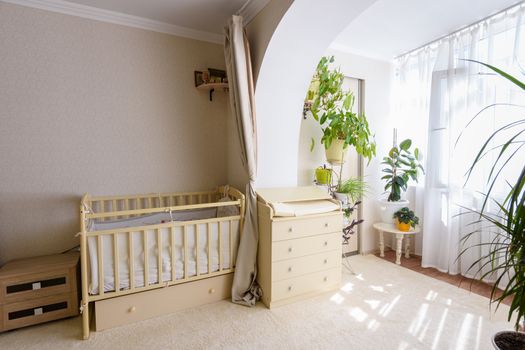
left=207, top=223, right=211, bottom=274
left=183, top=225, right=188, bottom=279
left=129, top=231, right=135, bottom=290
left=113, top=234, right=119, bottom=292
left=229, top=220, right=233, bottom=269
left=148, top=197, right=153, bottom=209
left=195, top=224, right=200, bottom=276
left=97, top=235, right=104, bottom=296
left=218, top=222, right=222, bottom=271
left=171, top=227, right=176, bottom=282
left=143, top=230, right=149, bottom=287
left=157, top=228, right=162, bottom=284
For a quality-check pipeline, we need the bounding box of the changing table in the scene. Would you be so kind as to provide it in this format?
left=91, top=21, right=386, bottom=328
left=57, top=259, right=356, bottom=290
left=256, top=187, right=343, bottom=308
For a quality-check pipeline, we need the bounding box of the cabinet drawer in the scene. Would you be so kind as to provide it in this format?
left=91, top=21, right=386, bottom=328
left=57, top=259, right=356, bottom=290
left=95, top=273, right=232, bottom=331
left=272, top=213, right=342, bottom=241
left=272, top=249, right=341, bottom=281
left=272, top=267, right=341, bottom=302
left=272, top=232, right=341, bottom=262
left=0, top=269, right=74, bottom=304
left=0, top=293, right=77, bottom=331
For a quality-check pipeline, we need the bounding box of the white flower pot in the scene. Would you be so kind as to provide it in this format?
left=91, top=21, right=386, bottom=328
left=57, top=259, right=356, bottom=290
left=334, top=192, right=348, bottom=205
left=325, top=139, right=347, bottom=165
left=378, top=198, right=409, bottom=224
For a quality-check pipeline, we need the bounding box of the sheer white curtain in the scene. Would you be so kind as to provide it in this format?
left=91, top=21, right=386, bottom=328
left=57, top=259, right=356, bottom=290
left=395, top=5, right=525, bottom=279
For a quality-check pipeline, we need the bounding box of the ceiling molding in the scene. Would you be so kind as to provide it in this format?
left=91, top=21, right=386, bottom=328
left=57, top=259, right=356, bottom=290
left=237, top=0, right=270, bottom=24
left=328, top=42, right=394, bottom=63
left=1, top=0, right=224, bottom=44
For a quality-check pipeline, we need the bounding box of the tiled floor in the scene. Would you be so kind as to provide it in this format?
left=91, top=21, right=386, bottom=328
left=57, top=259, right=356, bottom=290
left=376, top=249, right=511, bottom=305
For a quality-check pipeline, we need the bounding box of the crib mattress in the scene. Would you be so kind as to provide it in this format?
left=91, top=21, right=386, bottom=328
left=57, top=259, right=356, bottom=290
left=87, top=210, right=239, bottom=294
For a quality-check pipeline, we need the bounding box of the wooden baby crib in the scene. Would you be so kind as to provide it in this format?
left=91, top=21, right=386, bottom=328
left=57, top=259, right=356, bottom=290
left=79, top=186, right=244, bottom=339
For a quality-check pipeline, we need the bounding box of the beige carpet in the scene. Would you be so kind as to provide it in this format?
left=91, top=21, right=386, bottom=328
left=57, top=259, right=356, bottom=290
left=0, top=255, right=512, bottom=350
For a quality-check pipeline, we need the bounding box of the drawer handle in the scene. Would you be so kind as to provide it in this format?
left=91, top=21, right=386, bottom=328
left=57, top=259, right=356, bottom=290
left=129, top=306, right=136, bottom=313
left=324, top=223, right=329, bottom=227
left=288, top=286, right=292, bottom=291
left=288, top=227, right=293, bottom=233
left=323, top=277, right=328, bottom=282
left=324, top=241, right=328, bottom=246
left=288, top=247, right=293, bottom=253
left=324, top=259, right=328, bottom=264
left=288, top=267, right=292, bottom=272
left=34, top=307, right=43, bottom=316
left=209, top=288, right=215, bottom=294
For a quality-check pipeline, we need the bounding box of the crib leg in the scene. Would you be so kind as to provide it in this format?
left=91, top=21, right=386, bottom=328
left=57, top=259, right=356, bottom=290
left=82, top=301, right=90, bottom=340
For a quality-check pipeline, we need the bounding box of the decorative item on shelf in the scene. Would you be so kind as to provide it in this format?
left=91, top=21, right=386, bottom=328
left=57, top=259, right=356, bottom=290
left=379, top=129, right=424, bottom=223
left=305, top=56, right=376, bottom=165
left=393, top=207, right=419, bottom=232
left=194, top=68, right=229, bottom=101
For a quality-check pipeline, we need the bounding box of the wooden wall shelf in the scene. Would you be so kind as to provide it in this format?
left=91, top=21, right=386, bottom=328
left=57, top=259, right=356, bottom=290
left=196, top=83, right=229, bottom=101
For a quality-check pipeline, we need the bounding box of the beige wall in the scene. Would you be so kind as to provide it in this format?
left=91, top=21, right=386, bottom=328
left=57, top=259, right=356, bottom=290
left=0, top=3, right=230, bottom=264
left=245, top=0, right=293, bottom=84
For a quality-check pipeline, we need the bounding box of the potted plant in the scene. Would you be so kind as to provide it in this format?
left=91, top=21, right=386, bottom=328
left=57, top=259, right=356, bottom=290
left=457, top=61, right=525, bottom=350
left=314, top=165, right=331, bottom=185
left=306, top=56, right=376, bottom=164
left=379, top=134, right=424, bottom=223
left=393, top=207, right=419, bottom=231
left=333, top=177, right=368, bottom=205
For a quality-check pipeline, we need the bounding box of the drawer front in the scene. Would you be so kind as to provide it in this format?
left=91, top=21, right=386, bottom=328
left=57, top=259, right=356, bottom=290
left=0, top=293, right=77, bottom=331
left=272, top=267, right=341, bottom=302
left=0, top=269, right=74, bottom=303
left=272, top=232, right=341, bottom=262
left=95, top=273, right=232, bottom=331
left=272, top=213, right=342, bottom=241
left=272, top=249, right=341, bottom=281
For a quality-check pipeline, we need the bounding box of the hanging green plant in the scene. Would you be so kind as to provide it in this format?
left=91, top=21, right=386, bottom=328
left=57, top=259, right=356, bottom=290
left=306, top=56, right=376, bottom=164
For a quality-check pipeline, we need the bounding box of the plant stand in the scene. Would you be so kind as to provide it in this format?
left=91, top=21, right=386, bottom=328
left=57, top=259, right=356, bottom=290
left=342, top=243, right=356, bottom=275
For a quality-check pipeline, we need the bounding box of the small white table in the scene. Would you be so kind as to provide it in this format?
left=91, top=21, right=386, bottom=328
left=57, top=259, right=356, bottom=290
left=372, top=223, right=420, bottom=265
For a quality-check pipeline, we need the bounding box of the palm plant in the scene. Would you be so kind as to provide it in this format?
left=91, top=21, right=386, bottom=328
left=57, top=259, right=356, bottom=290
left=458, top=60, right=525, bottom=335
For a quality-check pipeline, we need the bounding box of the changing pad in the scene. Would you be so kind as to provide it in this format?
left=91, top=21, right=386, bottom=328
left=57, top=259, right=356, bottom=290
left=270, top=200, right=340, bottom=217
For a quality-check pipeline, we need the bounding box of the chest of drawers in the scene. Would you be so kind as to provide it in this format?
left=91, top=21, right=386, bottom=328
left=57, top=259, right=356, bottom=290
left=0, top=252, right=79, bottom=331
left=256, top=187, right=342, bottom=308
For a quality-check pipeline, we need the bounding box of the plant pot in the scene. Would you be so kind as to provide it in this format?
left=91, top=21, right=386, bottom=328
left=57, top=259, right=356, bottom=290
left=334, top=192, right=348, bottom=205
left=396, top=222, right=411, bottom=232
left=492, top=331, right=525, bottom=350
left=315, top=168, right=331, bottom=185
left=378, top=199, right=409, bottom=224
left=325, top=139, right=347, bottom=165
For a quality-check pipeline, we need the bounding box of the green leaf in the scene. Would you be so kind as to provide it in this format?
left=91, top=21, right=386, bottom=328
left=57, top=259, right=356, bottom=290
left=399, top=139, right=412, bottom=151
left=310, top=138, right=315, bottom=152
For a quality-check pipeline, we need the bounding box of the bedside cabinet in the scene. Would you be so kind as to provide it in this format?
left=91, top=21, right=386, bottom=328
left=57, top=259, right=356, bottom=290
left=0, top=252, right=79, bottom=331
left=257, top=187, right=343, bottom=308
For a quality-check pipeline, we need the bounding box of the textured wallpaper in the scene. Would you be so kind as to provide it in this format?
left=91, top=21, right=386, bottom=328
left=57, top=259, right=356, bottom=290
left=0, top=2, right=230, bottom=264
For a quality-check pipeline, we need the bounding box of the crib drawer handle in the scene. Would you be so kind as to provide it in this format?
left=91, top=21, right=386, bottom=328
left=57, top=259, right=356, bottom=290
left=288, top=286, right=292, bottom=291
left=324, top=241, right=328, bottom=246
left=288, top=247, right=293, bottom=253
left=288, top=267, right=292, bottom=272
left=288, top=227, right=293, bottom=233
left=323, top=259, right=328, bottom=264
left=209, top=288, right=215, bottom=294
left=128, top=306, right=136, bottom=313
left=324, top=223, right=329, bottom=227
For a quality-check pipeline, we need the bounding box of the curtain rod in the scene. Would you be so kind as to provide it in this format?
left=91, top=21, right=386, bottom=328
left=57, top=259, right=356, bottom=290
left=394, top=1, right=525, bottom=60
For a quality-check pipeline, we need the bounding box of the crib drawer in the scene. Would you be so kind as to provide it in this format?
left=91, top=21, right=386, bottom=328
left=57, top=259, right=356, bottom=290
left=272, top=249, right=341, bottom=282
left=0, top=293, right=77, bottom=331
left=272, top=213, right=341, bottom=241
left=95, top=273, right=233, bottom=331
left=272, top=232, right=341, bottom=262
left=271, top=267, right=341, bottom=302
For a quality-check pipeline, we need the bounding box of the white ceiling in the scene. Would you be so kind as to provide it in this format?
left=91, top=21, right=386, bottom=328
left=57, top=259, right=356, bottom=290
left=332, top=0, right=523, bottom=61
left=64, top=0, right=249, bottom=34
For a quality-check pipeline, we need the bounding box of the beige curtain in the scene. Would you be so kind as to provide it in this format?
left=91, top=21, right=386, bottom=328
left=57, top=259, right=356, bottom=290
left=224, top=15, right=261, bottom=306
